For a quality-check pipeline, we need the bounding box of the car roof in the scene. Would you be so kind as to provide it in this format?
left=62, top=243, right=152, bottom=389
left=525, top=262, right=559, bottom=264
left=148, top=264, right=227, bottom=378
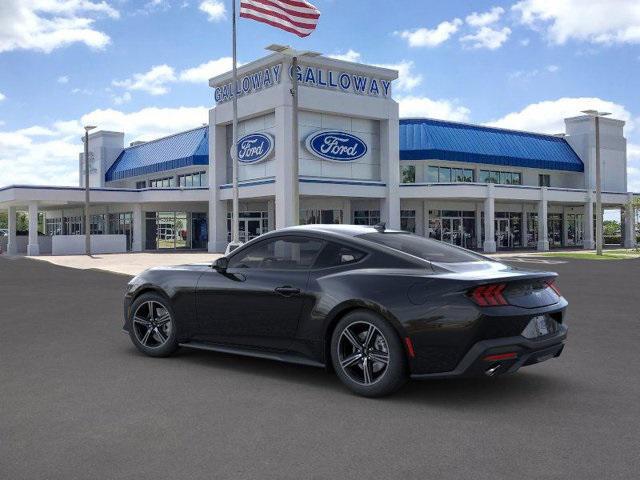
left=272, top=224, right=405, bottom=238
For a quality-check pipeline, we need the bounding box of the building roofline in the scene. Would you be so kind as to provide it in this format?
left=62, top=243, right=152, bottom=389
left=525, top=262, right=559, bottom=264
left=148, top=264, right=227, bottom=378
left=400, top=117, right=569, bottom=141
left=121, top=125, right=208, bottom=152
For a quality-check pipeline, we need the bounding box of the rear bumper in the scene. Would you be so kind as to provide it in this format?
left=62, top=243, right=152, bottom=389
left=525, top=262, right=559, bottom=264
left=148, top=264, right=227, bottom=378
left=411, top=324, right=568, bottom=379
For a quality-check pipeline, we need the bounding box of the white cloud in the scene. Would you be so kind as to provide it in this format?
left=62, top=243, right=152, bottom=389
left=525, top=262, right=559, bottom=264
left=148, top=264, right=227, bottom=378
left=199, top=0, right=226, bottom=21
left=508, top=64, right=560, bottom=81
left=0, top=106, right=209, bottom=187
left=0, top=92, right=5, bottom=102
left=486, top=97, right=634, bottom=134
left=466, top=7, right=505, bottom=27
left=461, top=26, right=511, bottom=50
left=179, top=57, right=234, bottom=83
left=328, top=50, right=362, bottom=63
left=520, top=38, right=531, bottom=46
left=397, top=96, right=471, bottom=122
left=396, top=19, right=463, bottom=47
left=112, top=91, right=132, bottom=105
left=112, top=64, right=177, bottom=95
left=57, top=75, right=69, bottom=84
left=0, top=0, right=119, bottom=53
left=513, top=0, right=640, bottom=45
left=374, top=60, right=423, bottom=93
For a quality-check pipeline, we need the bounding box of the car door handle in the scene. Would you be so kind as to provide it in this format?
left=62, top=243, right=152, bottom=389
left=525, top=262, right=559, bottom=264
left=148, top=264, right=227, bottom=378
left=274, top=286, right=301, bottom=297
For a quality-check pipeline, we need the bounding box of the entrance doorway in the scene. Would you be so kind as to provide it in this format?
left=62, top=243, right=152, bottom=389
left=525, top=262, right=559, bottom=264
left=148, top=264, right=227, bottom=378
left=566, top=214, right=584, bottom=246
left=496, top=218, right=512, bottom=249
left=227, top=211, right=269, bottom=243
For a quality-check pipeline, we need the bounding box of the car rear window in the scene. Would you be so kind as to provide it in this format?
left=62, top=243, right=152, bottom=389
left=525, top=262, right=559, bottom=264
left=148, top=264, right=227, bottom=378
left=357, top=232, right=486, bottom=263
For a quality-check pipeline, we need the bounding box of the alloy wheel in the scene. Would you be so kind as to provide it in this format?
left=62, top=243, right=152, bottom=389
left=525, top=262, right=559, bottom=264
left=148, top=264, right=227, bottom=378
left=337, top=321, right=390, bottom=385
left=132, top=300, right=172, bottom=349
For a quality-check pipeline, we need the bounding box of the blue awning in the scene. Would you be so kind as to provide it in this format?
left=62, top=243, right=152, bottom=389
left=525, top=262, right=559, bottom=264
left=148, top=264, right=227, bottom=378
left=105, top=126, right=209, bottom=182
left=399, top=118, right=584, bottom=172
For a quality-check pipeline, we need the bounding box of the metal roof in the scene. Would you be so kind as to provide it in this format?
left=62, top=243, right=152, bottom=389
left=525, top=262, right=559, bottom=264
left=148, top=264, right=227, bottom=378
left=105, top=126, right=209, bottom=181
left=399, top=118, right=584, bottom=172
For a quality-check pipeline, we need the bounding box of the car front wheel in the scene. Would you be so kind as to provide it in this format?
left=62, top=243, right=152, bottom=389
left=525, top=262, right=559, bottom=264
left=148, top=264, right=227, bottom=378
left=129, top=293, right=179, bottom=357
left=331, top=310, right=407, bottom=397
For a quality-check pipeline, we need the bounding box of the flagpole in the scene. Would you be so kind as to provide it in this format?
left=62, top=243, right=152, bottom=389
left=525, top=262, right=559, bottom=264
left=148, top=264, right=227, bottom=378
left=291, top=55, right=300, bottom=225
left=231, top=0, right=240, bottom=244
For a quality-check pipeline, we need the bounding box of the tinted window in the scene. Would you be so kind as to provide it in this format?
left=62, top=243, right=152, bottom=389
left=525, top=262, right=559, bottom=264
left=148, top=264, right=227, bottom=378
left=313, top=242, right=366, bottom=268
left=358, top=232, right=486, bottom=263
left=228, top=236, right=325, bottom=269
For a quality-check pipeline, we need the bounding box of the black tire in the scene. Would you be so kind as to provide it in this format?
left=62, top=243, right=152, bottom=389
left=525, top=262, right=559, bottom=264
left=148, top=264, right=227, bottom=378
left=331, top=310, right=407, bottom=397
left=128, top=292, right=179, bottom=358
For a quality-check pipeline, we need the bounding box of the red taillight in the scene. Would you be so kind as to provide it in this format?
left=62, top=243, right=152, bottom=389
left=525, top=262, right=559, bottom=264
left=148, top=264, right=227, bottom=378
left=469, top=283, right=509, bottom=307
left=483, top=352, right=517, bottom=362
left=546, top=279, right=562, bottom=296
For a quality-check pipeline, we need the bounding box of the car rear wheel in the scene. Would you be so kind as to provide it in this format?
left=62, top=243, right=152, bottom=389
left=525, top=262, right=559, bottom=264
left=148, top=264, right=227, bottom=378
left=331, top=310, right=407, bottom=397
left=129, top=293, right=179, bottom=357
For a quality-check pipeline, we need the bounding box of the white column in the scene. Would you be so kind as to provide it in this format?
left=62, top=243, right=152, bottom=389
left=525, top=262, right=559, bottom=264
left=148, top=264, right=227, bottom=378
left=7, top=206, right=17, bottom=255
left=522, top=208, right=528, bottom=248
left=208, top=119, right=230, bottom=253
left=475, top=203, right=482, bottom=250
left=267, top=198, right=275, bottom=231
left=423, top=200, right=430, bottom=238
left=583, top=194, right=595, bottom=249
left=537, top=187, right=549, bottom=251
left=624, top=193, right=636, bottom=248
left=343, top=199, right=352, bottom=224
left=562, top=207, right=569, bottom=247
left=132, top=204, right=143, bottom=252
left=380, top=113, right=401, bottom=229
left=27, top=203, right=40, bottom=256
left=483, top=185, right=496, bottom=253
left=274, top=103, right=297, bottom=229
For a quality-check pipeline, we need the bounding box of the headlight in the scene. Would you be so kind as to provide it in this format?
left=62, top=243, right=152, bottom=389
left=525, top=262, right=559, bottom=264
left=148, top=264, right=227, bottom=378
left=127, top=275, right=146, bottom=289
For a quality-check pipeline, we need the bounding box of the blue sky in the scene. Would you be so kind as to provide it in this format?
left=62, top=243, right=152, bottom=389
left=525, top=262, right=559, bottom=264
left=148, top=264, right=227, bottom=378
left=1, top=0, right=639, bottom=191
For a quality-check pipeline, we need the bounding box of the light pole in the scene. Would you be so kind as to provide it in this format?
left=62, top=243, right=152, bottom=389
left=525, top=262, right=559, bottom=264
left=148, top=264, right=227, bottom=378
left=266, top=44, right=320, bottom=226
left=83, top=125, right=96, bottom=255
left=581, top=110, right=610, bottom=256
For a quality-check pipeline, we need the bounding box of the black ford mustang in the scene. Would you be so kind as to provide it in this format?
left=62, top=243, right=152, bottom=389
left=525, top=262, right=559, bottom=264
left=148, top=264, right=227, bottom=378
left=123, top=224, right=568, bottom=397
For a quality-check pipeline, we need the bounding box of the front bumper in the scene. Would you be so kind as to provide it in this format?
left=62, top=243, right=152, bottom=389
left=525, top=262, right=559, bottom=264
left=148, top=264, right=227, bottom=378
left=411, top=324, right=567, bottom=379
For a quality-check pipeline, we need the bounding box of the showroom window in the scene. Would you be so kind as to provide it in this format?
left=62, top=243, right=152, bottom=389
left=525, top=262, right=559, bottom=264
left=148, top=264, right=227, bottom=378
left=149, top=176, right=175, bottom=188
left=427, top=166, right=474, bottom=183
left=135, top=181, right=146, bottom=189
left=353, top=210, right=381, bottom=226
left=401, top=210, right=416, bottom=233
left=178, top=171, right=208, bottom=188
left=479, top=170, right=522, bottom=185
left=539, top=174, right=551, bottom=187
left=400, top=165, right=416, bottom=183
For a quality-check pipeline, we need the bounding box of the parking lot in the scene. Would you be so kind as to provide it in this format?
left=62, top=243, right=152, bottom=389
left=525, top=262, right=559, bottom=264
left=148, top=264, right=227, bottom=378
left=1, top=255, right=639, bottom=480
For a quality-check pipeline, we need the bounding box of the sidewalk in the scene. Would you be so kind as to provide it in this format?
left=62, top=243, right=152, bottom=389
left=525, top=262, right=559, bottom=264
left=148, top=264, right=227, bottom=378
left=23, top=252, right=221, bottom=276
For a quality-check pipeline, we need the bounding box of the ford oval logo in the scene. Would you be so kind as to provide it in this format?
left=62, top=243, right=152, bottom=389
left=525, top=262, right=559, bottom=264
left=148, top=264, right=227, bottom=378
left=234, top=133, right=274, bottom=164
left=305, top=130, right=367, bottom=162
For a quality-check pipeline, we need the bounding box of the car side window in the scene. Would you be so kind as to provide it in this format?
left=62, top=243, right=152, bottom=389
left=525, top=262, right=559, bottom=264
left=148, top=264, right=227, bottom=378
left=313, top=242, right=366, bottom=269
left=228, top=236, right=325, bottom=270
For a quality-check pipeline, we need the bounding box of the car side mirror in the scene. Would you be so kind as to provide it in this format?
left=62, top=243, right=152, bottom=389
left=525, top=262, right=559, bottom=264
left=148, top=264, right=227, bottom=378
left=213, top=256, right=229, bottom=272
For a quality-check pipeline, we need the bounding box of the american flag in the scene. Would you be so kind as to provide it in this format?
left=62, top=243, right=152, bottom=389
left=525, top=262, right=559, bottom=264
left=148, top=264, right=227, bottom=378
left=240, top=0, right=321, bottom=38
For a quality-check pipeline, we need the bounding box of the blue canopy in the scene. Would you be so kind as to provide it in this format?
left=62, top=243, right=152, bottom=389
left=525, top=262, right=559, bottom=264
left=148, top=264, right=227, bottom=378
left=105, top=126, right=209, bottom=182
left=399, top=118, right=583, bottom=172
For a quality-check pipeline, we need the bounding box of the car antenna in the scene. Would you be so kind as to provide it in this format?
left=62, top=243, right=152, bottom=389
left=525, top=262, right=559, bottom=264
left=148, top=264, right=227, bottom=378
left=373, top=222, right=386, bottom=232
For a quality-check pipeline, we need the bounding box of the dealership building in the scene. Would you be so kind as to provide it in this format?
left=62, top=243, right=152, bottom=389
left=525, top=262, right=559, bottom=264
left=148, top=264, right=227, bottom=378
left=0, top=52, right=637, bottom=256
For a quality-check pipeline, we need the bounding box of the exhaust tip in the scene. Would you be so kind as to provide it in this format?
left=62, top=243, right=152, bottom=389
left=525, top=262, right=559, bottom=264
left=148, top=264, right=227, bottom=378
left=485, top=364, right=501, bottom=377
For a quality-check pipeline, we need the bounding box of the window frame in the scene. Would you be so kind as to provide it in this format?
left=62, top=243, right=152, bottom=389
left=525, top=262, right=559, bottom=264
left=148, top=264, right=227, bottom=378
left=227, top=234, right=328, bottom=271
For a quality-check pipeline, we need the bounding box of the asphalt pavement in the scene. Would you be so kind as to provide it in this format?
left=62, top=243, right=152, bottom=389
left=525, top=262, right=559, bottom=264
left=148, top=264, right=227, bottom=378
left=1, top=255, right=639, bottom=480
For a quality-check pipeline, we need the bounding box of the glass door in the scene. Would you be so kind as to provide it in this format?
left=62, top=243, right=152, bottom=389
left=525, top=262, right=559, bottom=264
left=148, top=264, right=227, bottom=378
left=567, top=214, right=584, bottom=246
left=495, top=218, right=512, bottom=249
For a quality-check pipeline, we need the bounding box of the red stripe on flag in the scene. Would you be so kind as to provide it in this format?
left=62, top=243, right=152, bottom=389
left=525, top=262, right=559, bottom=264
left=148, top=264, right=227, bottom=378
left=239, top=11, right=313, bottom=37
left=243, top=0, right=319, bottom=19
left=241, top=3, right=317, bottom=29
left=240, top=0, right=320, bottom=37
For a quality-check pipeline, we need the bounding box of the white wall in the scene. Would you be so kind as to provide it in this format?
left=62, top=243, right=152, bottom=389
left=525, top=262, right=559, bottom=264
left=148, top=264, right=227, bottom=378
left=52, top=235, right=127, bottom=255
left=80, top=131, right=125, bottom=188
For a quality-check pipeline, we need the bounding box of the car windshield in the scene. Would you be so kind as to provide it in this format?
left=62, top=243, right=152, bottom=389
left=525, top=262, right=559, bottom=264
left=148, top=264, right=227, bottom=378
left=358, top=232, right=487, bottom=264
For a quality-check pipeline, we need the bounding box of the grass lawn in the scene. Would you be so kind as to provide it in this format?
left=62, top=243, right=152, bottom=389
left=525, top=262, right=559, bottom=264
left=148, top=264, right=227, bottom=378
left=541, top=249, right=640, bottom=260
